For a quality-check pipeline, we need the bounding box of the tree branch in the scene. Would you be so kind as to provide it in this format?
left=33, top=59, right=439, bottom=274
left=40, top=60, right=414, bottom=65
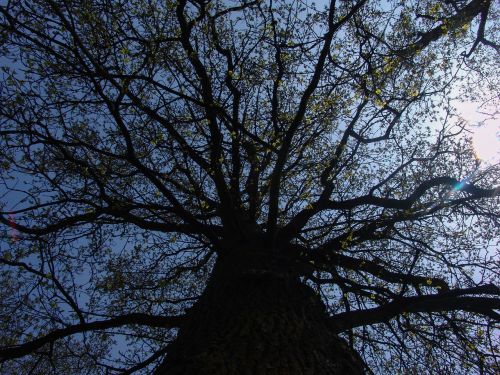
left=267, top=0, right=368, bottom=240
left=281, top=176, right=498, bottom=243
left=0, top=313, right=184, bottom=361
left=330, top=284, right=500, bottom=332
left=397, top=0, right=491, bottom=57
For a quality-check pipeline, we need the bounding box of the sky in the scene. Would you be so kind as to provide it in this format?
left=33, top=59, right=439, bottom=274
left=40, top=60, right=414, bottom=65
left=458, top=100, right=499, bottom=165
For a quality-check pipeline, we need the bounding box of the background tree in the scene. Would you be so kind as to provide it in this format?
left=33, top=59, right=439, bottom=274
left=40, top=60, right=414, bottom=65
left=0, top=0, right=499, bottom=373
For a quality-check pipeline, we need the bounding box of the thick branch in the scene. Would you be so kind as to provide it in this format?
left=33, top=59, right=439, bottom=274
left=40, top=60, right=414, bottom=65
left=0, top=313, right=184, bottom=361
left=281, top=176, right=498, bottom=243
left=330, top=284, right=500, bottom=332
left=324, top=177, right=498, bottom=210
left=314, top=252, right=451, bottom=292
left=398, top=0, right=491, bottom=57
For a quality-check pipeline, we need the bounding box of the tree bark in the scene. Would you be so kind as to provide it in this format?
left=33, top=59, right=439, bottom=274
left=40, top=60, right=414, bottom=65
left=155, top=250, right=367, bottom=374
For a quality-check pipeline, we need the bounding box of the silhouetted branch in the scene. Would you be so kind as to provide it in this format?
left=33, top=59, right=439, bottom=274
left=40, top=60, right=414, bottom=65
left=0, top=313, right=184, bottom=361
left=331, top=284, right=500, bottom=332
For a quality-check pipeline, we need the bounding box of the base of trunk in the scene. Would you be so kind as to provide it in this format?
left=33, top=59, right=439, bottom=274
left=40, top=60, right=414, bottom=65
left=155, top=253, right=366, bottom=374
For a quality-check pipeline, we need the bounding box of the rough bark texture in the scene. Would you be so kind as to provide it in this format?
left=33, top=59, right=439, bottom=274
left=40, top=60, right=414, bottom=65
left=155, top=250, right=367, bottom=374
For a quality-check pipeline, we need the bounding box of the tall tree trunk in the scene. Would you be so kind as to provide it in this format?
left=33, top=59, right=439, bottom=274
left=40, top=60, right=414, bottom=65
left=155, top=250, right=367, bottom=374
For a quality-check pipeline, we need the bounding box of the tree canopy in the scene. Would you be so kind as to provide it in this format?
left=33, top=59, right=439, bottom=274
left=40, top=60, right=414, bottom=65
left=0, top=0, right=499, bottom=373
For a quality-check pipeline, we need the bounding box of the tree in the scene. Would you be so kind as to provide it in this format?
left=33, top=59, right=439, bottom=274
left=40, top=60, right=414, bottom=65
left=0, top=0, right=499, bottom=373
